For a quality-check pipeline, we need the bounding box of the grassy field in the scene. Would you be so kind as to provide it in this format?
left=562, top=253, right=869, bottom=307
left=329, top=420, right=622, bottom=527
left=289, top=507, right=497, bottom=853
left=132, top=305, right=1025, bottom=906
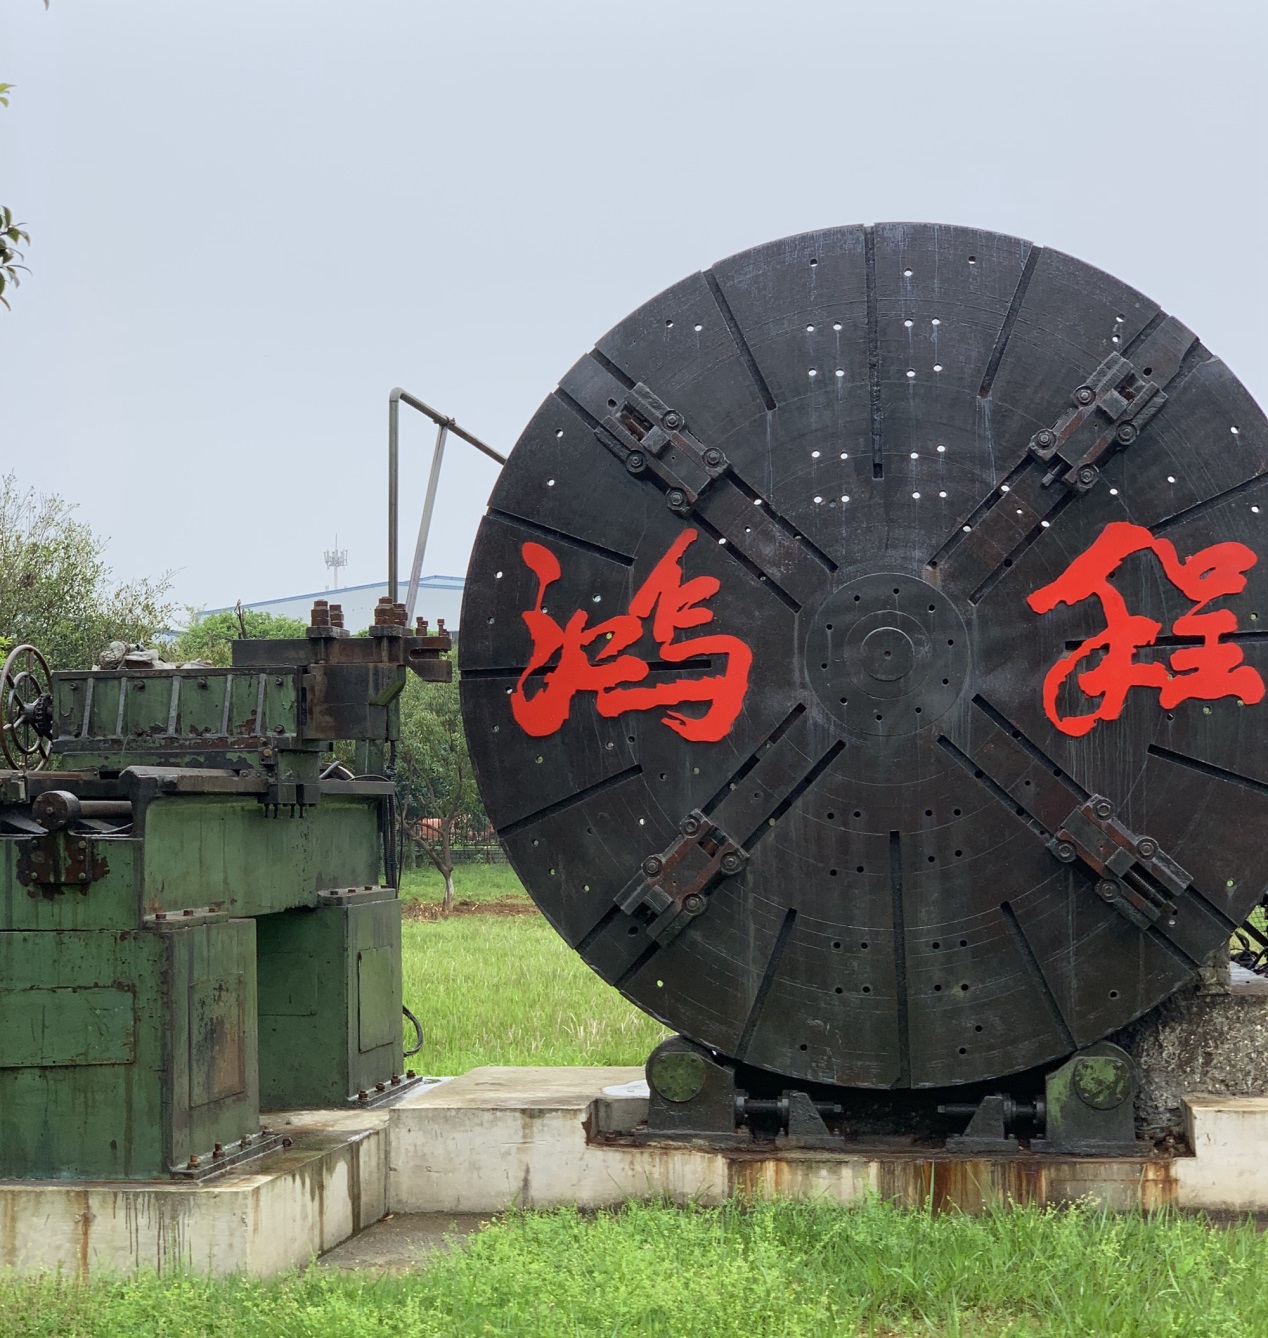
left=401, top=913, right=669, bottom=1072
left=398, top=861, right=530, bottom=908
left=396, top=858, right=669, bottom=1072
left=4, top=1198, right=1266, bottom=1336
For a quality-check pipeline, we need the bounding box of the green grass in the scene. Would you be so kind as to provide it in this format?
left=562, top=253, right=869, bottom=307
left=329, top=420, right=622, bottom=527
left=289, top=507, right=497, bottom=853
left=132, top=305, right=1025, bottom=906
left=398, top=861, right=530, bottom=906
left=4, top=1198, right=1267, bottom=1336
left=401, top=914, right=669, bottom=1072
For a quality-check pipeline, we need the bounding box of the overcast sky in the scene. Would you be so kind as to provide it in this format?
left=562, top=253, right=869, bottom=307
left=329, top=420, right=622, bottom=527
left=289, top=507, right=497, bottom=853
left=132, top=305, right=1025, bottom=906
left=2, top=0, right=1265, bottom=619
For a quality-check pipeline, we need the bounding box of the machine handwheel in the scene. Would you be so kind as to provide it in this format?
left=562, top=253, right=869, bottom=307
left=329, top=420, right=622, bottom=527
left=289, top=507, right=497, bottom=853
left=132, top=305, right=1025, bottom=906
left=1, top=643, right=53, bottom=771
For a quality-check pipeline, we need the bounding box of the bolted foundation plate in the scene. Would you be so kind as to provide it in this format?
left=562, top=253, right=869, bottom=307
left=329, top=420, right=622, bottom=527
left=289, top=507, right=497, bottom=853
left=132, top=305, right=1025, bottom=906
left=170, top=1132, right=288, bottom=1181
left=351, top=1073, right=447, bottom=1108
left=460, top=223, right=1268, bottom=1091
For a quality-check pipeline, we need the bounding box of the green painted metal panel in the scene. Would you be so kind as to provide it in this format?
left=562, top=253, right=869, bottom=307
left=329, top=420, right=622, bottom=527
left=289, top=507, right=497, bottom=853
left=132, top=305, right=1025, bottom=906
left=53, top=669, right=301, bottom=745
left=0, top=930, right=165, bottom=1179
left=0, top=922, right=261, bottom=1178
left=347, top=897, right=403, bottom=1096
left=188, top=974, right=246, bottom=1107
left=141, top=795, right=380, bottom=914
left=0, top=986, right=135, bottom=1066
left=257, top=892, right=402, bottom=1109
left=164, top=918, right=259, bottom=1169
left=256, top=951, right=317, bottom=1016
left=0, top=837, right=140, bottom=931
left=357, top=947, right=396, bottom=1052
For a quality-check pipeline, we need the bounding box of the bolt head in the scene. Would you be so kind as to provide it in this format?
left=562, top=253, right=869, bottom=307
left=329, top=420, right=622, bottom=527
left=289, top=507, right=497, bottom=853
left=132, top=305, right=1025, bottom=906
left=1054, top=842, right=1076, bottom=863
left=720, top=852, right=742, bottom=874
left=1097, top=879, right=1118, bottom=901
left=1136, top=837, right=1158, bottom=859
left=682, top=893, right=706, bottom=914
left=1093, top=799, right=1113, bottom=819
left=1077, top=466, right=1098, bottom=485
left=1075, top=386, right=1096, bottom=405
left=626, top=451, right=646, bottom=473
left=1034, top=429, right=1056, bottom=448
left=662, top=410, right=684, bottom=430
left=704, top=448, right=723, bottom=467
left=667, top=489, right=687, bottom=509
left=680, top=816, right=701, bottom=836
left=642, top=855, right=664, bottom=878
left=1116, top=423, right=1138, bottom=444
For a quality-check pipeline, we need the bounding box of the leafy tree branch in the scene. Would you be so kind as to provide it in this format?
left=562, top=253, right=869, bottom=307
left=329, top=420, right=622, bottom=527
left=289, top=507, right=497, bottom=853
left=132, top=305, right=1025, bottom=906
left=0, top=473, right=175, bottom=669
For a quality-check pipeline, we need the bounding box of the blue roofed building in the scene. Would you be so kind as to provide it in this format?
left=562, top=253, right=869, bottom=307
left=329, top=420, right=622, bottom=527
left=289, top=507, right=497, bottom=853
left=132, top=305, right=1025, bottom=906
left=199, top=574, right=464, bottom=633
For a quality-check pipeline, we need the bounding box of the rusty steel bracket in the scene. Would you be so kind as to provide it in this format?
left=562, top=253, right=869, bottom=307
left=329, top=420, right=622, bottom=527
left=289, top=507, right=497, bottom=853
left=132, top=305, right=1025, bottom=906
left=16, top=830, right=110, bottom=898
left=1028, top=315, right=1195, bottom=495
left=615, top=809, right=748, bottom=944
left=594, top=383, right=730, bottom=517
left=1028, top=353, right=1166, bottom=493
left=1049, top=795, right=1190, bottom=931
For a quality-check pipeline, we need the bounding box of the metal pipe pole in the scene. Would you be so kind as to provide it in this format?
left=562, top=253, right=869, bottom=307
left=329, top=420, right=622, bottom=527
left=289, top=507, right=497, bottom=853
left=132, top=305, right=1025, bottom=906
left=405, top=421, right=449, bottom=622
left=387, top=385, right=506, bottom=608
left=388, top=390, right=401, bottom=602
left=395, top=388, right=506, bottom=466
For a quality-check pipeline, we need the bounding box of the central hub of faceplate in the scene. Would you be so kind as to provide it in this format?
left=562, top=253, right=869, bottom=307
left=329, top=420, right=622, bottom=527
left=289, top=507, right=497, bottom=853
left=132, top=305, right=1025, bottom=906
left=860, top=626, right=915, bottom=681
left=804, top=573, right=969, bottom=737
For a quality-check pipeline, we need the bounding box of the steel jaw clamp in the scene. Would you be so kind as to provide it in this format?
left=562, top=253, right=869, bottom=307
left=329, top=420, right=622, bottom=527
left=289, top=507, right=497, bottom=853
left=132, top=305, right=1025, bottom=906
left=1049, top=795, right=1190, bottom=931
left=615, top=810, right=748, bottom=944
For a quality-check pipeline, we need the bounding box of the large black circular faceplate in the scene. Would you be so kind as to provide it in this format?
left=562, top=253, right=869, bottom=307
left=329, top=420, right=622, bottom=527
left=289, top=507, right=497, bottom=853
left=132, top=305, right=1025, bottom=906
left=459, top=223, right=1268, bottom=1090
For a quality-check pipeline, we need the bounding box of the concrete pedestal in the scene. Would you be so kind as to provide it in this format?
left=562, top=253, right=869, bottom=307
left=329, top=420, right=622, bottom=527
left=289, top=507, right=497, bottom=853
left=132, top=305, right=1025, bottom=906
left=0, top=1108, right=388, bottom=1279
left=6, top=1069, right=1268, bottom=1278
left=389, top=1068, right=1268, bottom=1217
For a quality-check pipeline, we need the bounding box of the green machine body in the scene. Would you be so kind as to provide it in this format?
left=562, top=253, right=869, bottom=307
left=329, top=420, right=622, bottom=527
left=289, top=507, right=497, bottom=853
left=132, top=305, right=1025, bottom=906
left=0, top=601, right=448, bottom=1179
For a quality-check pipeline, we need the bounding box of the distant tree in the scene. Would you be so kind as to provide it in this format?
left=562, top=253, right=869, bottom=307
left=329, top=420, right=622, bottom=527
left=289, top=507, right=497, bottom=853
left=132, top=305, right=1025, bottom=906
left=168, top=607, right=307, bottom=666
left=0, top=85, right=31, bottom=309
left=0, top=472, right=174, bottom=669
left=394, top=672, right=485, bottom=914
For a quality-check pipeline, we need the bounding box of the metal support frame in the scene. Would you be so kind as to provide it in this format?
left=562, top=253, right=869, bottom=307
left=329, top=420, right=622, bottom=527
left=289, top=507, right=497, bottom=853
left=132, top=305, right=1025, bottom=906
left=387, top=387, right=506, bottom=616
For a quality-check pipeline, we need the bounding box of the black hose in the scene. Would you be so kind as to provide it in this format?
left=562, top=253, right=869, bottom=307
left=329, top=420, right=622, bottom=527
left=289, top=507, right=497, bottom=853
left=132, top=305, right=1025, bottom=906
left=402, top=1004, right=424, bottom=1057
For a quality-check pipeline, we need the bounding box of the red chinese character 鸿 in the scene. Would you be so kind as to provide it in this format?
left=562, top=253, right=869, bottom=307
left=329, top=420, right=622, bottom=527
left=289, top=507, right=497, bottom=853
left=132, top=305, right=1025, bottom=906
left=511, top=528, right=752, bottom=743
left=1027, top=520, right=1264, bottom=737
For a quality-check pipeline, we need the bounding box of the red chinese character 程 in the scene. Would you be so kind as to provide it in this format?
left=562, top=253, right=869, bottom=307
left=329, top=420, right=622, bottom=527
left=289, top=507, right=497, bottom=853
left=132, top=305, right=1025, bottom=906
left=511, top=529, right=752, bottom=742
left=1027, top=520, right=1264, bottom=737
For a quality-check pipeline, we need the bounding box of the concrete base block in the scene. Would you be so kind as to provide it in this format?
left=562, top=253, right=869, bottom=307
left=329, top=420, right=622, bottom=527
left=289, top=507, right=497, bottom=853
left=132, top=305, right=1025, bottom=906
left=0, top=1109, right=387, bottom=1279
left=387, top=1067, right=1268, bottom=1216
left=1175, top=1095, right=1268, bottom=1212
left=8, top=1072, right=1268, bottom=1277
left=389, top=1067, right=723, bottom=1212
